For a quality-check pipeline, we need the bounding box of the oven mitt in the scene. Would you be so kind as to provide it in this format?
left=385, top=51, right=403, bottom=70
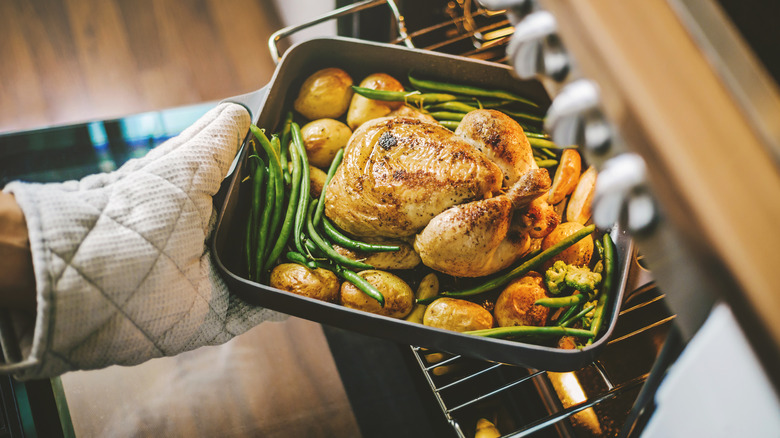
left=0, top=102, right=285, bottom=380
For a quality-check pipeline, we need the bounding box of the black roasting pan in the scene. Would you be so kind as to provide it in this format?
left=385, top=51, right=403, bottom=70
left=212, top=37, right=631, bottom=371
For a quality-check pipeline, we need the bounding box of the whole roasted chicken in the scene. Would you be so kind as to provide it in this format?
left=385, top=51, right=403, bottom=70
left=324, top=109, right=558, bottom=277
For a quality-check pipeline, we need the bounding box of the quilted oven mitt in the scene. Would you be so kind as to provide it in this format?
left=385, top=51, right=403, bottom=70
left=1, top=103, right=285, bottom=380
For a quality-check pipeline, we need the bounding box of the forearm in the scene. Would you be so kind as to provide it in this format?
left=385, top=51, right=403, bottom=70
left=0, top=192, right=36, bottom=311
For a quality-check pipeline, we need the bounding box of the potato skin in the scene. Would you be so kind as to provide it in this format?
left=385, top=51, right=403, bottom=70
left=494, top=273, right=550, bottom=327
left=301, top=118, right=352, bottom=168
left=423, top=298, right=494, bottom=332
left=270, top=263, right=340, bottom=303
left=542, top=222, right=594, bottom=267
left=294, top=68, right=354, bottom=120
left=347, top=73, right=405, bottom=130
left=340, top=270, right=414, bottom=318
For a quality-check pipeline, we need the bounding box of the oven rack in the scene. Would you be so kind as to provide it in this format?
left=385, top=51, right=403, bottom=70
left=409, top=282, right=674, bottom=438
left=389, top=0, right=514, bottom=63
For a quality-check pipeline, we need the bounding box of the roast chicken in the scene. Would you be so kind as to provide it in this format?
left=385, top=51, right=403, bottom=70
left=324, top=109, right=557, bottom=277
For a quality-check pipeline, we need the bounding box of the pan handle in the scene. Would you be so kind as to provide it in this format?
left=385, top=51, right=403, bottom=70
left=267, top=0, right=413, bottom=64
left=219, top=86, right=269, bottom=125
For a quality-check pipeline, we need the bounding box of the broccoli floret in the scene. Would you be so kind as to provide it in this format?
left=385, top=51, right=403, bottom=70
left=564, top=265, right=602, bottom=294
left=545, top=261, right=602, bottom=296
left=544, top=260, right=570, bottom=295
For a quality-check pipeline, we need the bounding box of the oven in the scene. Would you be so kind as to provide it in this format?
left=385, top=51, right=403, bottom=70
left=283, top=0, right=779, bottom=436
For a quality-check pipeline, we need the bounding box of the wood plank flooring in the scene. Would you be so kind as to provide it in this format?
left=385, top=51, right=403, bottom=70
left=0, top=0, right=283, bottom=133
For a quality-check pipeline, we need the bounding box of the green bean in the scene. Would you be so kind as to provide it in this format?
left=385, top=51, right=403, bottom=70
left=313, top=148, right=343, bottom=227
left=556, top=303, right=580, bottom=326
left=426, top=101, right=477, bottom=113
left=537, top=147, right=557, bottom=159
left=245, top=155, right=264, bottom=279
left=528, top=137, right=570, bottom=150
left=268, top=135, right=284, bottom=239
left=250, top=126, right=285, bottom=265
left=291, top=122, right=310, bottom=255
left=559, top=304, right=596, bottom=328
left=351, top=86, right=458, bottom=105
left=589, top=232, right=617, bottom=344
left=459, top=98, right=514, bottom=109
left=306, top=199, right=374, bottom=270
left=429, top=111, right=465, bottom=122
left=279, top=111, right=293, bottom=184
left=255, top=163, right=274, bottom=279
left=432, top=224, right=596, bottom=301
left=524, top=131, right=550, bottom=140
left=535, top=159, right=558, bottom=168
left=465, top=325, right=595, bottom=340
left=535, top=294, right=585, bottom=308
left=264, top=140, right=302, bottom=272
left=285, top=251, right=318, bottom=270
left=333, top=264, right=385, bottom=307
left=322, top=217, right=400, bottom=253
left=438, top=120, right=460, bottom=131
left=408, top=73, right=539, bottom=108
left=498, top=107, right=545, bottom=124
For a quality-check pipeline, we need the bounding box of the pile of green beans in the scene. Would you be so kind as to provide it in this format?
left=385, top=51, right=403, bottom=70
left=244, top=115, right=400, bottom=306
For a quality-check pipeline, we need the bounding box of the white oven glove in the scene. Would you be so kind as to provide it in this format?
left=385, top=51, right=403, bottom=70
left=1, top=103, right=285, bottom=380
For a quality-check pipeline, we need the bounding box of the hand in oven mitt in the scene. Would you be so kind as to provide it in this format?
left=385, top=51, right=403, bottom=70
left=1, top=103, right=285, bottom=380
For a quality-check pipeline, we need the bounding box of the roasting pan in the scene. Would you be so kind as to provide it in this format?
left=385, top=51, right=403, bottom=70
left=212, top=37, right=631, bottom=371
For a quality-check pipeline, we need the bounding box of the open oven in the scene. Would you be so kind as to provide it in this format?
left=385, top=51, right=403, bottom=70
left=280, top=1, right=779, bottom=436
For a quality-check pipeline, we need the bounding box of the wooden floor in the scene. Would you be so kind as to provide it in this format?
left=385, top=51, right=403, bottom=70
left=0, top=0, right=290, bottom=133
left=3, top=1, right=365, bottom=437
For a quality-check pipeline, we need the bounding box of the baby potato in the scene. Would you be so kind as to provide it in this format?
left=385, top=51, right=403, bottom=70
left=301, top=118, right=352, bottom=169
left=542, top=222, right=594, bottom=267
left=294, top=68, right=354, bottom=120
left=269, top=263, right=340, bottom=303
left=494, top=273, right=550, bottom=327
left=423, top=298, right=494, bottom=332
left=347, top=73, right=405, bottom=130
left=340, top=270, right=414, bottom=318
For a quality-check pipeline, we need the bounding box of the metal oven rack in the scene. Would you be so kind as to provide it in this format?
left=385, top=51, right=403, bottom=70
left=409, top=277, right=672, bottom=438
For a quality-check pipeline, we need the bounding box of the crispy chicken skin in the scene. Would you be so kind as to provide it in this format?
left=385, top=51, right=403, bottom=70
left=324, top=117, right=503, bottom=238
left=325, top=109, right=556, bottom=277
left=455, top=109, right=537, bottom=185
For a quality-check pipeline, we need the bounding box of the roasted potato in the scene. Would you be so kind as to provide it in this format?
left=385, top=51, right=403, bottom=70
left=293, top=68, right=354, bottom=120
left=309, top=165, right=328, bottom=198
left=494, top=273, right=550, bottom=327
left=269, top=263, right=340, bottom=303
left=340, top=270, right=414, bottom=318
left=566, top=165, right=597, bottom=224
left=333, top=239, right=421, bottom=270
left=347, top=73, right=405, bottom=130
left=423, top=298, right=494, bottom=332
left=301, top=118, right=352, bottom=168
left=541, top=222, right=594, bottom=267
left=548, top=148, right=582, bottom=205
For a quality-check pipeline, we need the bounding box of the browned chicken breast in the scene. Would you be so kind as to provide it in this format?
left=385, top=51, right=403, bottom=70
left=324, top=117, right=503, bottom=237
